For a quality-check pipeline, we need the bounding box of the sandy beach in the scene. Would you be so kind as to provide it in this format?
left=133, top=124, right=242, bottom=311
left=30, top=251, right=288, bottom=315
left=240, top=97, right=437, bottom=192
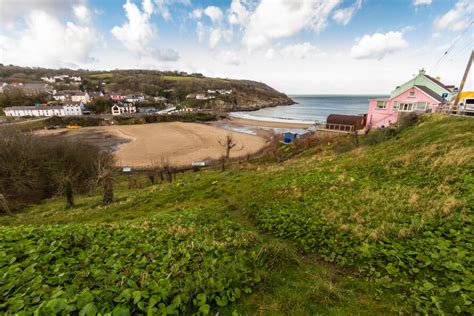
left=37, top=122, right=268, bottom=167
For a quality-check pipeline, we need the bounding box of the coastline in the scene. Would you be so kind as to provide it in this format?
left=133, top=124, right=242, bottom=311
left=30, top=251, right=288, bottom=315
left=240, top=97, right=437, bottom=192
left=214, top=117, right=313, bottom=129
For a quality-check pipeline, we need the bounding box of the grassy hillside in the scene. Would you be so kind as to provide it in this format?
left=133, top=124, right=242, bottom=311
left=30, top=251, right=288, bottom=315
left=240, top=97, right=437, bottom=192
left=0, top=65, right=293, bottom=110
left=1, top=114, right=472, bottom=314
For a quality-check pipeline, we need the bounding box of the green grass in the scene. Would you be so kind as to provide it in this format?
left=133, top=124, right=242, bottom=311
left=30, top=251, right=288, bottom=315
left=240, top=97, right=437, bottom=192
left=88, top=73, right=114, bottom=79
left=1, top=114, right=472, bottom=314
left=161, top=75, right=201, bottom=81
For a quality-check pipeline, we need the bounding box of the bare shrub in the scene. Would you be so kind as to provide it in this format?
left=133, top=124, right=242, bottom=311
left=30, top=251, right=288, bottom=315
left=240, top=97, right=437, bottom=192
left=0, top=127, right=109, bottom=209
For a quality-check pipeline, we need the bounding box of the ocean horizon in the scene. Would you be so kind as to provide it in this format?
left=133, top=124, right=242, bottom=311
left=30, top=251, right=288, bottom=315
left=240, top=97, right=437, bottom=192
left=231, top=94, right=389, bottom=123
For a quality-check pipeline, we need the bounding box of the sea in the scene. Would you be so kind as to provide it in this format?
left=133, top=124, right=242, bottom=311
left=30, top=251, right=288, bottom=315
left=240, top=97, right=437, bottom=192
left=230, top=95, right=388, bottom=124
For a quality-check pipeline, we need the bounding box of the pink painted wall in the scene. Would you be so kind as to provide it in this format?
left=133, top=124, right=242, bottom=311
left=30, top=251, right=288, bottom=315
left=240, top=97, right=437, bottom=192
left=367, top=86, right=441, bottom=128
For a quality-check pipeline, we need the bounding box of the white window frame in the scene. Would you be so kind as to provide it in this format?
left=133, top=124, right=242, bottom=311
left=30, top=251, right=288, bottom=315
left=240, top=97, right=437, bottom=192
left=392, top=102, right=400, bottom=110
left=399, top=103, right=414, bottom=112
left=376, top=101, right=387, bottom=109
left=416, top=102, right=427, bottom=111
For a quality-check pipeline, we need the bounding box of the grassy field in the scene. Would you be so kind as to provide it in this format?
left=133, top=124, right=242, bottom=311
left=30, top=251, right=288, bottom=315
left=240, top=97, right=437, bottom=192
left=1, top=114, right=472, bottom=314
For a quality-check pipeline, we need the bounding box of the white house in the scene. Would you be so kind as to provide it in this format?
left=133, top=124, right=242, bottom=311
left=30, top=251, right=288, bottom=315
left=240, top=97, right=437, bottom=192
left=154, top=96, right=167, bottom=102
left=124, top=95, right=145, bottom=103
left=0, top=82, right=7, bottom=93
left=71, top=91, right=90, bottom=103
left=63, top=101, right=83, bottom=116
left=4, top=106, right=65, bottom=117
left=111, top=103, right=137, bottom=116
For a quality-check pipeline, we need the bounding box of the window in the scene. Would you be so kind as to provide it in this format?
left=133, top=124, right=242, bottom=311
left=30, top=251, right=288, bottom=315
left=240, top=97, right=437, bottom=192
left=376, top=101, right=387, bottom=109
left=416, top=102, right=427, bottom=110
left=400, top=103, right=414, bottom=111
left=409, top=91, right=416, bottom=97
left=393, top=102, right=400, bottom=110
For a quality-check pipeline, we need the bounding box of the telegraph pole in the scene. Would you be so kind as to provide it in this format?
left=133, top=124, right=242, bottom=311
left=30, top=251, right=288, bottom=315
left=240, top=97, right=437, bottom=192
left=453, top=50, right=473, bottom=111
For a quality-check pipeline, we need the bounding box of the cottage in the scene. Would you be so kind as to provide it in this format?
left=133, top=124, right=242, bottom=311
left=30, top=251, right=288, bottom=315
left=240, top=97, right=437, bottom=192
left=111, top=103, right=137, bottom=116
left=124, top=95, right=145, bottom=103
left=326, top=114, right=367, bottom=132
left=153, top=96, right=167, bottom=102
left=110, top=93, right=125, bottom=101
left=367, top=70, right=453, bottom=128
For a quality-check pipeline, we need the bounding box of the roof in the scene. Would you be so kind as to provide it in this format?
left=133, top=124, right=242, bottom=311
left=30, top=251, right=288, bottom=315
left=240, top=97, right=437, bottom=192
left=424, top=75, right=452, bottom=91
left=414, top=85, right=443, bottom=102
left=63, top=101, right=83, bottom=106
left=21, top=83, right=49, bottom=90
left=88, top=91, right=102, bottom=97
left=327, top=114, right=365, bottom=125
left=5, top=106, right=64, bottom=111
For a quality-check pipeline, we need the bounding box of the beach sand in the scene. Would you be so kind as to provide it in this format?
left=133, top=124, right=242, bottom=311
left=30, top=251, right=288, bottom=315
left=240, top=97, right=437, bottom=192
left=37, top=122, right=268, bottom=167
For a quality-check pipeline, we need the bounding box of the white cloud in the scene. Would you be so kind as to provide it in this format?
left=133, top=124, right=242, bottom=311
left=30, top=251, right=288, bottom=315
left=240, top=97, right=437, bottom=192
left=0, top=10, right=96, bottom=67
left=196, top=21, right=206, bottom=42
left=191, top=8, right=203, bottom=19
left=228, top=0, right=251, bottom=25
left=0, top=0, right=77, bottom=27
left=155, top=48, right=180, bottom=61
left=204, top=6, right=224, bottom=24
left=73, top=4, right=92, bottom=24
left=281, top=42, right=324, bottom=59
left=111, top=0, right=156, bottom=54
left=242, top=0, right=342, bottom=50
left=351, top=31, right=408, bottom=60
left=332, top=0, right=362, bottom=26
left=413, top=0, right=432, bottom=5
left=433, top=0, right=474, bottom=32
left=217, top=51, right=240, bottom=65
left=208, top=27, right=233, bottom=48
left=154, top=0, right=190, bottom=20
left=265, top=48, right=275, bottom=59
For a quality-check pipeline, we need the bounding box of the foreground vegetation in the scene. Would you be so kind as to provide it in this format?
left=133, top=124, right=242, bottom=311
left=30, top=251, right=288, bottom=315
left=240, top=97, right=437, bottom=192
left=1, top=114, right=472, bottom=314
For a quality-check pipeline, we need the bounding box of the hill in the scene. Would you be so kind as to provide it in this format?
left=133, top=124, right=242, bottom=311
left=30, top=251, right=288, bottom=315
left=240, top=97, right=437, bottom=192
left=0, top=65, right=293, bottom=110
left=0, top=114, right=472, bottom=314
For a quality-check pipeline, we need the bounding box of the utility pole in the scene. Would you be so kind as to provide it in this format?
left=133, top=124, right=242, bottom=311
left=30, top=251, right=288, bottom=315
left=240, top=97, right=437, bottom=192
left=453, top=50, right=473, bottom=111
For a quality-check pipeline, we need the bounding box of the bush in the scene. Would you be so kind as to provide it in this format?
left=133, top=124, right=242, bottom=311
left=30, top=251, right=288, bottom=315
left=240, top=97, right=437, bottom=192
left=0, top=127, right=112, bottom=209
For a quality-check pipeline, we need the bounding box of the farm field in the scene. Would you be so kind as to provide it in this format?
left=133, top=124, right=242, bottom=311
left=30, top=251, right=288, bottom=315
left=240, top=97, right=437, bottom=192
left=1, top=114, right=472, bottom=314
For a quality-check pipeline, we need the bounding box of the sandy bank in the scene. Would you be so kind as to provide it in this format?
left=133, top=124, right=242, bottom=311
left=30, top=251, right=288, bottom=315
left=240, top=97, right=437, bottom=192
left=37, top=122, right=268, bottom=167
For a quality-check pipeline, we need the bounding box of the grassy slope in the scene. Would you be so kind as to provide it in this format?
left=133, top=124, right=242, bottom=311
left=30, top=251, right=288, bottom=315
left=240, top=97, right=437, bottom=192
left=1, top=114, right=472, bottom=314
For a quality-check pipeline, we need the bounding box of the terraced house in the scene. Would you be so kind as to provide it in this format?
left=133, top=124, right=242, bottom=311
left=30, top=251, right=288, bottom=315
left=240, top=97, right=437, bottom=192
left=367, top=69, right=455, bottom=128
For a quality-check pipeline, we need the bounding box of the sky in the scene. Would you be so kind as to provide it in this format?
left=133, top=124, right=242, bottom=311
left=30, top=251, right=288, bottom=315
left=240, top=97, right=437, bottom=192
left=0, top=0, right=473, bottom=94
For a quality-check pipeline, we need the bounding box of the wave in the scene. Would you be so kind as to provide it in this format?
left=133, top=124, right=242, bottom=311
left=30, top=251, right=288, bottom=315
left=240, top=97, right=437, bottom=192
left=229, top=112, right=316, bottom=124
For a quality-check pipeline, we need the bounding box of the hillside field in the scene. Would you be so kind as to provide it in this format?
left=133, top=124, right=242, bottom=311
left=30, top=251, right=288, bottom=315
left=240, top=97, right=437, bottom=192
left=0, top=114, right=472, bottom=315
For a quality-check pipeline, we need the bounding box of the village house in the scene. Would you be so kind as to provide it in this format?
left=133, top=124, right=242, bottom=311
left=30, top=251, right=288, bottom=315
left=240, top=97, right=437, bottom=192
left=366, top=70, right=454, bottom=128
left=0, top=82, right=8, bottom=93
left=110, top=93, right=125, bottom=101
left=87, top=91, right=104, bottom=100
left=7, top=82, right=51, bottom=96
left=111, top=103, right=137, bottom=116
left=53, top=90, right=90, bottom=103
left=124, top=95, right=145, bottom=103
left=71, top=91, right=90, bottom=103
left=153, top=96, right=167, bottom=102
left=63, top=101, right=84, bottom=116
left=4, top=105, right=65, bottom=117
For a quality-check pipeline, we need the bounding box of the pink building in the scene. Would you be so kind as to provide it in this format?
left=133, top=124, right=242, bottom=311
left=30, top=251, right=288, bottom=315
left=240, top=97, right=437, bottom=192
left=367, top=70, right=453, bottom=128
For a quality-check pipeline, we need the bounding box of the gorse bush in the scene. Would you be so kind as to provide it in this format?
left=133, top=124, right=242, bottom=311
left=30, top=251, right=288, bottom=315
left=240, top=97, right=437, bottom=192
left=0, top=208, right=265, bottom=315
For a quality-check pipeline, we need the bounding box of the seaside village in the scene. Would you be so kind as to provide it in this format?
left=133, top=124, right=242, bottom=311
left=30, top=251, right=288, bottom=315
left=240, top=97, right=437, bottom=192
left=1, top=67, right=473, bottom=135
left=1, top=74, right=233, bottom=119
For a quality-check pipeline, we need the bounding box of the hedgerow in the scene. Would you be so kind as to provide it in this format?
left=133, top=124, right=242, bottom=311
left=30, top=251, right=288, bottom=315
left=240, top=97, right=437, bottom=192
left=0, top=208, right=264, bottom=315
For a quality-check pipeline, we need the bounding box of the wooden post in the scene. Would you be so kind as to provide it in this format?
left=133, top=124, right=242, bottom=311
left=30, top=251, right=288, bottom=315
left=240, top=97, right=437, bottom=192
left=453, top=50, right=473, bottom=111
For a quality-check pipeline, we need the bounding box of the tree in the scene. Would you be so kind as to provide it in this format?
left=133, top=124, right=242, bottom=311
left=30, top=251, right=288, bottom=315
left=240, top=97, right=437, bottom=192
left=95, top=153, right=115, bottom=205
left=218, top=134, right=244, bottom=159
